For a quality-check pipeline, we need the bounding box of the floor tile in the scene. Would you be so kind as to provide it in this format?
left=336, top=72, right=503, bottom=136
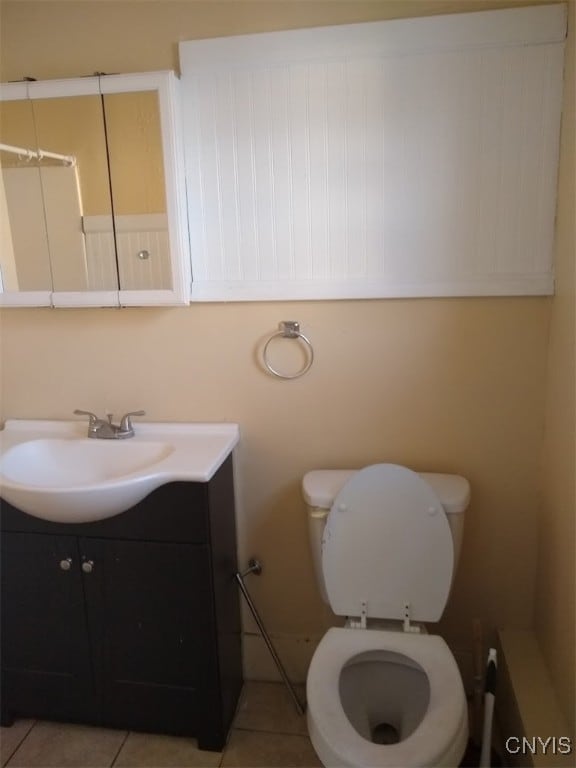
left=233, top=682, right=307, bottom=736
left=113, top=731, right=222, bottom=767
left=6, top=721, right=127, bottom=767
left=1, top=721, right=35, bottom=767
left=221, top=729, right=321, bottom=768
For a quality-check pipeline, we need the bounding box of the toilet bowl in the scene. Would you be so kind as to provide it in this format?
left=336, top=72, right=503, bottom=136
left=303, top=464, right=471, bottom=768
left=307, top=627, right=468, bottom=768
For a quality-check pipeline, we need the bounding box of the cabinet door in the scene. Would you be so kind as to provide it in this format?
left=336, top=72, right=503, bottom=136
left=0, top=532, right=96, bottom=722
left=80, top=538, right=215, bottom=735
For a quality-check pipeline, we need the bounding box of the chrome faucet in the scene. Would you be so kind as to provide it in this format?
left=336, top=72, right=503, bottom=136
left=73, top=410, right=146, bottom=439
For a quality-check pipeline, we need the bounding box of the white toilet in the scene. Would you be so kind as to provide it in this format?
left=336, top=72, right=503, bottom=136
left=303, top=463, right=470, bottom=768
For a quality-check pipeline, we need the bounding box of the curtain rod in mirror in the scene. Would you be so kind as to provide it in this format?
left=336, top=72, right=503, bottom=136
left=0, top=142, right=76, bottom=166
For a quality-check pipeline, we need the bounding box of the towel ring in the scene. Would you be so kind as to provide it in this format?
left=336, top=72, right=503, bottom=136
left=263, top=321, right=314, bottom=379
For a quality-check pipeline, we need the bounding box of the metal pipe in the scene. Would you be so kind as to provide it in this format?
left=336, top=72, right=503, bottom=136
left=235, top=560, right=305, bottom=716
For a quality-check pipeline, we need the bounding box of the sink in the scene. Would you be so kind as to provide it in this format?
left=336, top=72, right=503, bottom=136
left=3, top=438, right=174, bottom=486
left=0, top=420, right=239, bottom=524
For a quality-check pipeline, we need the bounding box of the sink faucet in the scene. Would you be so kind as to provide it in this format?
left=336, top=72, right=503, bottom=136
left=73, top=410, right=146, bottom=439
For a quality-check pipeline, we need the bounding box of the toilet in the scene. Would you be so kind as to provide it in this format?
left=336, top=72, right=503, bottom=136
left=303, top=463, right=471, bottom=768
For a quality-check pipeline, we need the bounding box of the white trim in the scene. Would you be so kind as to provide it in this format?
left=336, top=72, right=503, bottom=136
left=98, top=70, right=174, bottom=95
left=179, top=4, right=567, bottom=74
left=51, top=290, right=119, bottom=308
left=119, top=289, right=189, bottom=307
left=27, top=78, right=100, bottom=99
left=190, top=276, right=554, bottom=302
left=0, top=82, right=30, bottom=101
left=153, top=72, right=192, bottom=304
left=0, top=291, right=52, bottom=307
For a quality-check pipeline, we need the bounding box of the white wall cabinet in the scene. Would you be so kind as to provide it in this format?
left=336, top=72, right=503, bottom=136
left=180, top=4, right=567, bottom=301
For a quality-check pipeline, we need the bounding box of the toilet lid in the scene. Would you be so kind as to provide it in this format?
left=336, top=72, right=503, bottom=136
left=322, top=464, right=454, bottom=623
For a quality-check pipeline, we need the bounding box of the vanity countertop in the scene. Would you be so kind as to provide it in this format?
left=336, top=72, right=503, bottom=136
left=0, top=419, right=240, bottom=523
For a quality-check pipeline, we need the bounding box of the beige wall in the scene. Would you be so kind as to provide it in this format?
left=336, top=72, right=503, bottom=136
left=0, top=0, right=572, bottom=699
left=536, top=0, right=576, bottom=737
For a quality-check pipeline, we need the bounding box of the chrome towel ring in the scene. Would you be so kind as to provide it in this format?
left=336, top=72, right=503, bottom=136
left=262, top=321, right=314, bottom=379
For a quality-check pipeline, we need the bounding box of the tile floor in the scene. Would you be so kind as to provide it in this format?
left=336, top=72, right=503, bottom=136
left=0, top=682, right=322, bottom=768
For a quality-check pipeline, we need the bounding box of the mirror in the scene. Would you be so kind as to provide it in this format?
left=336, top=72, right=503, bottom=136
left=103, top=90, right=171, bottom=292
left=0, top=84, right=52, bottom=301
left=31, top=93, right=116, bottom=293
left=0, top=72, right=190, bottom=307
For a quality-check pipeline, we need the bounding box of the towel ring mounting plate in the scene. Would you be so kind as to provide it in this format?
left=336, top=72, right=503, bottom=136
left=262, top=321, right=314, bottom=379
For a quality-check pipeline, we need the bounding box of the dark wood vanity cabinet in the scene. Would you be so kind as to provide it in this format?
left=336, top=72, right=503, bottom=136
left=0, top=456, right=242, bottom=750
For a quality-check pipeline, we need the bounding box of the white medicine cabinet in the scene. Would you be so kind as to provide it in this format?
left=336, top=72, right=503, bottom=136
left=0, top=71, right=190, bottom=307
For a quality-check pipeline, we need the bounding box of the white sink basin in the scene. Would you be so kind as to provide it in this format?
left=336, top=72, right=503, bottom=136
left=0, top=419, right=239, bottom=524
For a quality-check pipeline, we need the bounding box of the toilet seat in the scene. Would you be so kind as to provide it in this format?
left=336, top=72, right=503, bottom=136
left=307, top=627, right=468, bottom=768
left=322, top=464, right=454, bottom=623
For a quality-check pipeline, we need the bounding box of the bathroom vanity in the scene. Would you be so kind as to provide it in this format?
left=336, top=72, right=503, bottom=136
left=0, top=456, right=242, bottom=750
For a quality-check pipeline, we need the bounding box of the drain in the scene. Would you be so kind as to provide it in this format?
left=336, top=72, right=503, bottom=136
left=371, top=722, right=400, bottom=745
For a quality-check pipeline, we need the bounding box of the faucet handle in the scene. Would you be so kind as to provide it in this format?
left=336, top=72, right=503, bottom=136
left=73, top=409, right=100, bottom=425
left=119, top=410, right=146, bottom=432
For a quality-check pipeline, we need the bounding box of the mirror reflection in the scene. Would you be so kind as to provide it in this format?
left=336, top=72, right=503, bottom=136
left=32, top=94, right=116, bottom=292
left=0, top=97, right=52, bottom=292
left=104, top=91, right=171, bottom=291
left=1, top=85, right=170, bottom=296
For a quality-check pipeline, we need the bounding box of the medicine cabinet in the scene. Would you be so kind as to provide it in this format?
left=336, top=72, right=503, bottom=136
left=0, top=71, right=190, bottom=307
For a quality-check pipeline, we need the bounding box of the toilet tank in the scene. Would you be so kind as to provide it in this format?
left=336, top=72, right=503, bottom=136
left=303, top=468, right=470, bottom=605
